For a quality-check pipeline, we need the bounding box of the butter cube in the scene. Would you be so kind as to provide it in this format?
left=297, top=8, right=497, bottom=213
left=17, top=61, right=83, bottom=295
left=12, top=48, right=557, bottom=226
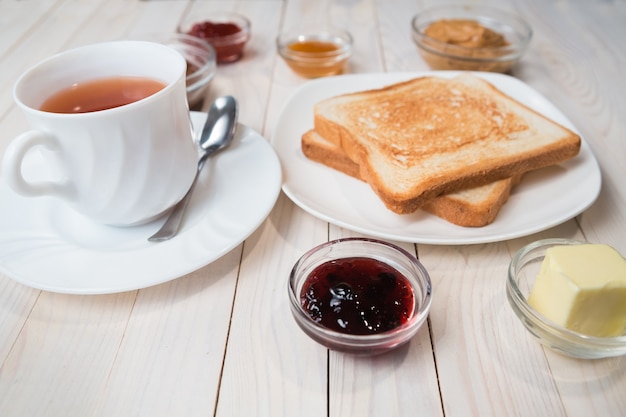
left=528, top=243, right=626, bottom=337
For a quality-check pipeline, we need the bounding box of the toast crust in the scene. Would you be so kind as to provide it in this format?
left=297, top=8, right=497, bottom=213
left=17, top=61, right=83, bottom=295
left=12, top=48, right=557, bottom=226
left=302, top=129, right=520, bottom=227
left=313, top=74, right=581, bottom=213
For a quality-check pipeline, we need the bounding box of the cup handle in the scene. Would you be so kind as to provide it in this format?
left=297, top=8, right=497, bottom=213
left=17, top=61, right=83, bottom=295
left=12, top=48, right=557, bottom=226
left=2, top=131, right=76, bottom=201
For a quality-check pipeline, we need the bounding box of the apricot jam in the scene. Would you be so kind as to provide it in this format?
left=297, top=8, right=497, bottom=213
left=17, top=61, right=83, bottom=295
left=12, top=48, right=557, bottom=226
left=288, top=40, right=340, bottom=54
left=300, top=257, right=415, bottom=335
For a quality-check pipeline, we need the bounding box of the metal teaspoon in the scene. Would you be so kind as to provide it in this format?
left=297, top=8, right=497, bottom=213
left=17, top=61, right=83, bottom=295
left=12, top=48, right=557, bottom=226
left=148, top=95, right=238, bottom=242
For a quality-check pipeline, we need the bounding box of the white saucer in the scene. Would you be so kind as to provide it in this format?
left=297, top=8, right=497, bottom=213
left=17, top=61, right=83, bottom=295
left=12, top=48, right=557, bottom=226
left=0, top=112, right=282, bottom=294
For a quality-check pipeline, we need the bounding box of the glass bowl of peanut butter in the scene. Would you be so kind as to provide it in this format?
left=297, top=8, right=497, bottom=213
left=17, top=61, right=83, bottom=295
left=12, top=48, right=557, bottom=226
left=411, top=5, right=532, bottom=73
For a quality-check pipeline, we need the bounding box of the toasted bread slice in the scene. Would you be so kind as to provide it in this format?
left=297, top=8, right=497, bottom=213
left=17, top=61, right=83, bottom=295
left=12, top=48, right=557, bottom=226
left=302, top=129, right=520, bottom=227
left=313, top=74, right=580, bottom=214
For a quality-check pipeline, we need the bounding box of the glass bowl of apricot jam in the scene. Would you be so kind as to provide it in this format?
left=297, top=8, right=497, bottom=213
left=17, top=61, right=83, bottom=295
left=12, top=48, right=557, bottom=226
left=277, top=26, right=353, bottom=78
left=289, top=238, right=432, bottom=355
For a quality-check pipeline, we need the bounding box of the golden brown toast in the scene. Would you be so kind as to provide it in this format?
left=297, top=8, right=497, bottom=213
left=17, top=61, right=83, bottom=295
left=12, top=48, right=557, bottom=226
left=302, top=129, right=521, bottom=227
left=312, top=74, right=581, bottom=214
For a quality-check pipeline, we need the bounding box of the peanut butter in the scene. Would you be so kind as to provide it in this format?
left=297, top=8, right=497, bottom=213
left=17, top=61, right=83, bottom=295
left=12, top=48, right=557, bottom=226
left=419, top=19, right=514, bottom=73
left=424, top=19, right=509, bottom=48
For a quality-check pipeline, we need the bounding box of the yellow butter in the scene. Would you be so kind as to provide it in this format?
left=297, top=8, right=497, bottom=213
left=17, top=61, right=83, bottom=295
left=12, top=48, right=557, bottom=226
left=528, top=243, right=626, bottom=337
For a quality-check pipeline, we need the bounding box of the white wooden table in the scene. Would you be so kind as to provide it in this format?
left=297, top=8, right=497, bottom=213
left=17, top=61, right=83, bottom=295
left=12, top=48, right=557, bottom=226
left=1, top=1, right=625, bottom=416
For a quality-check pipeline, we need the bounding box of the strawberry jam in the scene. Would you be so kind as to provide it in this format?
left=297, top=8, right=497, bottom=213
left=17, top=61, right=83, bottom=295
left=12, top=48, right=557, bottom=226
left=185, top=20, right=247, bottom=62
left=188, top=21, right=242, bottom=38
left=300, top=257, right=414, bottom=335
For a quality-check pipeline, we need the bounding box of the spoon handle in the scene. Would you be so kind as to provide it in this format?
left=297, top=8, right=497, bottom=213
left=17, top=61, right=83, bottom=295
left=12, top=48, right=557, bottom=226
left=147, top=173, right=199, bottom=242
left=147, top=152, right=212, bottom=242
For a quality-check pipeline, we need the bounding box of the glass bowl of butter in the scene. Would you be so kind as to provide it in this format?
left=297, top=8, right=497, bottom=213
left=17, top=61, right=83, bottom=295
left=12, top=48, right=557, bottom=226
left=507, top=238, right=626, bottom=359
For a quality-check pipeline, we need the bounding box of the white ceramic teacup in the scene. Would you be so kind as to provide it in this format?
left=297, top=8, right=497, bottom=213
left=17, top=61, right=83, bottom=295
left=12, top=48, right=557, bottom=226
left=2, top=41, right=197, bottom=226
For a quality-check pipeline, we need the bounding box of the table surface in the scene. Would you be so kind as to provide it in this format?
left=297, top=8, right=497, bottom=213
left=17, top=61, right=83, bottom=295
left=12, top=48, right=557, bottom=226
left=1, top=0, right=625, bottom=416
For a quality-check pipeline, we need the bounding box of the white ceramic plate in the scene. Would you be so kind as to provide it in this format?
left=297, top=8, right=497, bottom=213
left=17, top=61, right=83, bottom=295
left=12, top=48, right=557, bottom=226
left=0, top=112, right=282, bottom=294
left=271, top=71, right=601, bottom=244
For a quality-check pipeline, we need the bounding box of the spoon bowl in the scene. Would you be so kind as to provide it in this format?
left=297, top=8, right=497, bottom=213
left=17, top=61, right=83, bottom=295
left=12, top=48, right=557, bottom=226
left=198, top=95, right=238, bottom=161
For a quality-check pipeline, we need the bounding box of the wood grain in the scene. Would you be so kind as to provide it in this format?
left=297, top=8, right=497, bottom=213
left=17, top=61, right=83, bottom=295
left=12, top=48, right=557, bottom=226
left=0, top=0, right=625, bottom=416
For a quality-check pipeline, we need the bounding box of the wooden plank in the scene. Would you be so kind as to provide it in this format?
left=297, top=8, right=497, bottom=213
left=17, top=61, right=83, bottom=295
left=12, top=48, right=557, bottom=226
left=206, top=1, right=331, bottom=416
left=422, top=238, right=565, bottom=417
left=216, top=194, right=329, bottom=417
left=179, top=0, right=282, bottom=133
left=321, top=0, right=447, bottom=397
left=0, top=291, right=136, bottom=416
left=511, top=2, right=626, bottom=416
left=0, top=0, right=114, bottom=118
left=91, top=251, right=241, bottom=417
left=0, top=0, right=60, bottom=56
left=327, top=230, right=443, bottom=417
left=513, top=0, right=626, bottom=254
left=0, top=276, right=39, bottom=361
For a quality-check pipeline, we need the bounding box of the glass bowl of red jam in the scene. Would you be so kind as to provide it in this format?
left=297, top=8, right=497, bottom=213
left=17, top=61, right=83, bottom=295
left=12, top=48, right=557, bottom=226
left=131, top=33, right=216, bottom=109
left=277, top=26, right=353, bottom=78
left=289, top=238, right=432, bottom=355
left=179, top=11, right=251, bottom=63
